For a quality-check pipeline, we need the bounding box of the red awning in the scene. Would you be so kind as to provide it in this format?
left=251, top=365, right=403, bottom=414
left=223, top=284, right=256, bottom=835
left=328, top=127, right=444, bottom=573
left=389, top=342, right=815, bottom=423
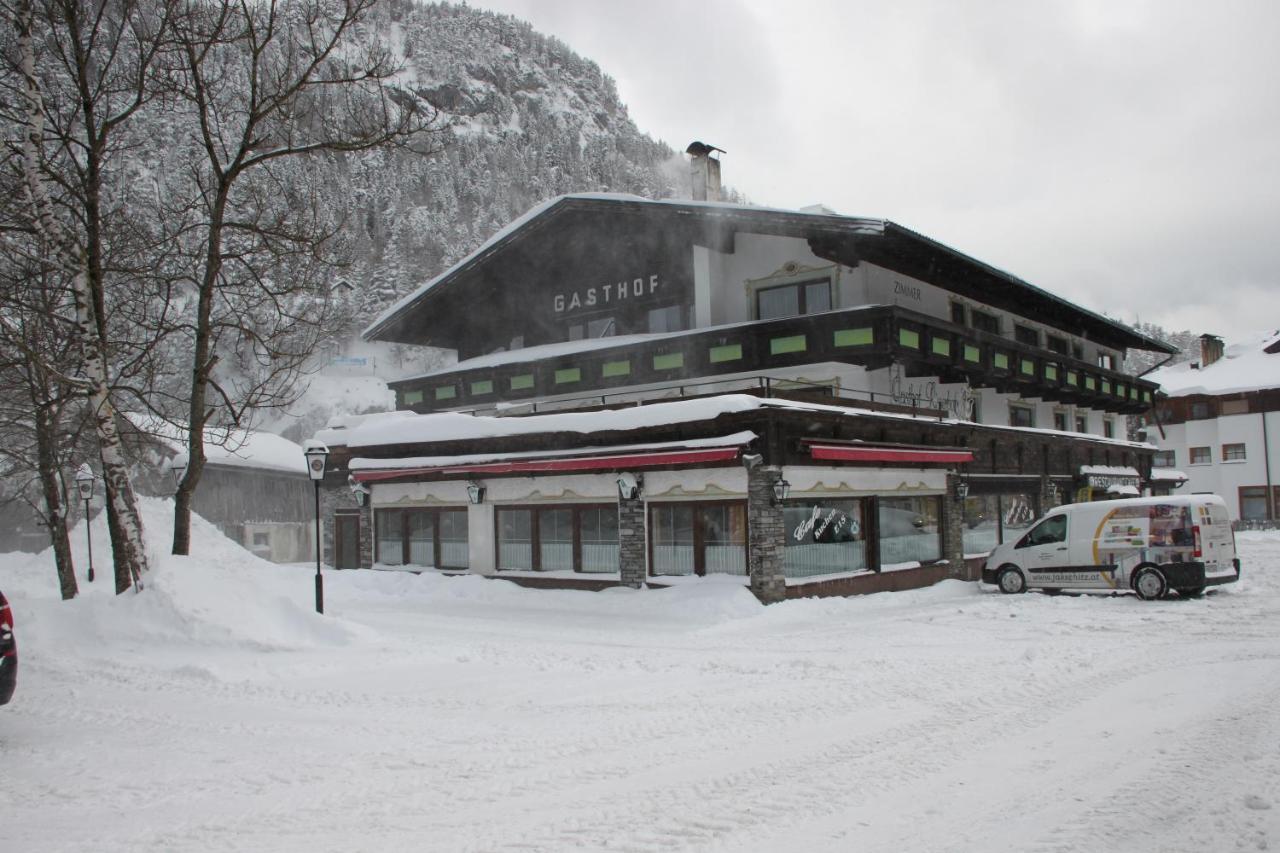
left=352, top=446, right=741, bottom=483
left=807, top=444, right=974, bottom=465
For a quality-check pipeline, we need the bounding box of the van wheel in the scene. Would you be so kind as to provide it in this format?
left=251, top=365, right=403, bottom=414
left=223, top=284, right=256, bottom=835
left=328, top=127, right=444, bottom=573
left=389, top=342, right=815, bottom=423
left=1176, top=586, right=1205, bottom=599
left=1132, top=566, right=1168, bottom=601
left=997, top=566, right=1026, bottom=595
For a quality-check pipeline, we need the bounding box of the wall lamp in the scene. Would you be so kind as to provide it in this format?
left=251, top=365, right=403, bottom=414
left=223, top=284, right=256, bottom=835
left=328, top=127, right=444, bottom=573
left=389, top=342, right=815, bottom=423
left=616, top=472, right=641, bottom=500
left=466, top=481, right=486, bottom=505
left=348, top=475, right=371, bottom=507
left=772, top=479, right=791, bottom=504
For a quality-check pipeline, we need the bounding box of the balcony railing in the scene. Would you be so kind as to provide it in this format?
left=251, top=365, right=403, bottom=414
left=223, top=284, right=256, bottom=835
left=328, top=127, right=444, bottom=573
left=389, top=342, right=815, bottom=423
left=391, top=305, right=1158, bottom=416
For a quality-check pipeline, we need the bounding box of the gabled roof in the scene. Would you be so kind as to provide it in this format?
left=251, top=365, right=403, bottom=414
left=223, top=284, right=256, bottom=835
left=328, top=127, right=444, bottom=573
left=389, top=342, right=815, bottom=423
left=1147, top=330, right=1280, bottom=397
left=364, top=194, right=1175, bottom=355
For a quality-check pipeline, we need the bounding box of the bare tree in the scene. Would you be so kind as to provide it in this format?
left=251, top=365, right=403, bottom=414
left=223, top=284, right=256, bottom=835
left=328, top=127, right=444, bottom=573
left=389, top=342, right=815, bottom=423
left=6, top=0, right=179, bottom=592
left=164, top=0, right=440, bottom=555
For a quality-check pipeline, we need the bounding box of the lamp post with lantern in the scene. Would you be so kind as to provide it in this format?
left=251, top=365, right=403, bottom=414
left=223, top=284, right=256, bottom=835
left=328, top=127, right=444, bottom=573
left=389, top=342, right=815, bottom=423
left=303, top=441, right=329, bottom=614
left=74, top=464, right=95, bottom=583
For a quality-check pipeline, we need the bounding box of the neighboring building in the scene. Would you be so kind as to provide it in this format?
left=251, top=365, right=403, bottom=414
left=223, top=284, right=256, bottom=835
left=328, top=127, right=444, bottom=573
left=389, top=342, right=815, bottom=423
left=124, top=419, right=315, bottom=561
left=1145, top=332, right=1280, bottom=522
left=314, top=164, right=1173, bottom=601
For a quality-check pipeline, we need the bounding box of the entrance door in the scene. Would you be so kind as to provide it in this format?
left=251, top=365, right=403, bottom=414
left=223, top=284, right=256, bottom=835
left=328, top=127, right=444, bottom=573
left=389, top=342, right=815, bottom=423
left=334, top=514, right=360, bottom=569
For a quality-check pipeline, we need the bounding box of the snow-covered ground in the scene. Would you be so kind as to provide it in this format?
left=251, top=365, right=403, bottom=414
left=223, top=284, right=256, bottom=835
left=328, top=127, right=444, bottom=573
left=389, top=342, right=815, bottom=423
left=2, top=501, right=1278, bottom=852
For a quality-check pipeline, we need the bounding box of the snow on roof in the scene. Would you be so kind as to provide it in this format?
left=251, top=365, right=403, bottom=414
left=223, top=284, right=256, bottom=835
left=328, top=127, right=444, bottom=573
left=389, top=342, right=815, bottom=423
left=127, top=414, right=308, bottom=475
left=1080, top=465, right=1141, bottom=477
left=362, top=193, right=886, bottom=340
left=1106, top=484, right=1141, bottom=496
left=1147, top=330, right=1280, bottom=397
left=1149, top=469, right=1188, bottom=481
left=316, top=393, right=1153, bottom=455
left=349, top=431, right=758, bottom=471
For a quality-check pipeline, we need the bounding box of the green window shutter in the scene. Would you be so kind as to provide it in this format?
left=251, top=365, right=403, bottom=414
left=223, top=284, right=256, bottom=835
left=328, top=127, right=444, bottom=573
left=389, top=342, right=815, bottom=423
left=770, top=335, right=807, bottom=355
left=994, top=352, right=1009, bottom=370
left=1066, top=371, right=1079, bottom=386
left=1020, top=359, right=1035, bottom=376
left=470, top=379, right=493, bottom=396
left=1143, top=390, right=1152, bottom=403
left=1101, top=380, right=1111, bottom=395
left=402, top=389, right=423, bottom=405
left=834, top=327, right=874, bottom=347
left=555, top=367, right=581, bottom=384
left=963, top=344, right=980, bottom=363
left=602, top=359, right=631, bottom=378
left=898, top=328, right=921, bottom=349
left=510, top=373, right=534, bottom=391
left=435, top=385, right=457, bottom=401
left=653, top=352, right=684, bottom=370
left=709, top=343, right=743, bottom=363
left=1045, top=364, right=1058, bottom=381
left=1084, top=376, right=1096, bottom=391
left=931, top=337, right=951, bottom=357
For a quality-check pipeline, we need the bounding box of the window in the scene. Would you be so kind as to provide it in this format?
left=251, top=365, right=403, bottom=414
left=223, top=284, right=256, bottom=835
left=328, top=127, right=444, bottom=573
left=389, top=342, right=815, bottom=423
left=376, top=508, right=469, bottom=569
left=1153, top=450, right=1176, bottom=468
left=1071, top=343, right=1084, bottom=361
left=647, top=305, right=686, bottom=334
left=878, top=496, right=941, bottom=564
left=1221, top=399, right=1248, bottom=416
left=496, top=505, right=618, bottom=573
left=756, top=278, right=831, bottom=320
left=1046, top=334, right=1069, bottom=355
left=971, top=310, right=1000, bottom=335
left=1103, top=419, right=1115, bottom=439
left=649, top=502, right=747, bottom=576
left=1223, top=443, right=1247, bottom=461
left=1075, top=415, right=1088, bottom=432
left=1189, top=401, right=1213, bottom=420
left=950, top=302, right=967, bottom=325
left=1239, top=487, right=1271, bottom=522
left=1190, top=446, right=1211, bottom=465
left=1053, top=411, right=1069, bottom=432
left=781, top=499, right=867, bottom=577
left=1097, top=352, right=1116, bottom=370
left=252, top=532, right=270, bottom=547
left=1017, top=515, right=1067, bottom=548
left=1009, top=404, right=1035, bottom=428
left=962, top=492, right=1039, bottom=554
left=1015, top=325, right=1040, bottom=347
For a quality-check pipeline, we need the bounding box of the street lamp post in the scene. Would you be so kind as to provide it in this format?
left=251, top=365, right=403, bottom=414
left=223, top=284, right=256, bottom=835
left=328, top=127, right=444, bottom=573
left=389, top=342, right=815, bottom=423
left=74, top=464, right=95, bottom=583
left=303, top=441, right=329, bottom=615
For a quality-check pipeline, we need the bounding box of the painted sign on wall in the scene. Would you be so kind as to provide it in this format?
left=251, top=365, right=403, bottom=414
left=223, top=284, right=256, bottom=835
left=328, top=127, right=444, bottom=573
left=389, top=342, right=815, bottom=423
left=553, top=274, right=661, bottom=314
left=889, top=365, right=976, bottom=420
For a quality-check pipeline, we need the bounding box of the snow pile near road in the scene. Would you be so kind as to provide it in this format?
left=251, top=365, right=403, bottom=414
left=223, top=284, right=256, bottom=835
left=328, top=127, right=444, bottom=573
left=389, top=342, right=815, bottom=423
left=0, top=498, right=359, bottom=658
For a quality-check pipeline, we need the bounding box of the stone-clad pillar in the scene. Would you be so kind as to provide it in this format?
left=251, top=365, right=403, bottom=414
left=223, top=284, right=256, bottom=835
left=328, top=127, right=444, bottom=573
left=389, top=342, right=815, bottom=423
left=318, top=483, right=372, bottom=569
left=943, top=475, right=967, bottom=579
left=1039, top=475, right=1059, bottom=517
left=617, top=490, right=647, bottom=588
left=748, top=465, right=787, bottom=604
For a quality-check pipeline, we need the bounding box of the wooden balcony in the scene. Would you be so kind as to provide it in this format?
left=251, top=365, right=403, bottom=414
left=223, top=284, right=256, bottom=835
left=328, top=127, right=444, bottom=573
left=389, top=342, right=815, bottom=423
left=390, top=305, right=1158, bottom=416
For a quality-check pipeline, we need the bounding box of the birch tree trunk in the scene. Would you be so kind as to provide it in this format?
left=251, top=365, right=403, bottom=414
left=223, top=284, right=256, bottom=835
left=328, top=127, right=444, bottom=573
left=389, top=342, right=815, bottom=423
left=14, top=0, right=148, bottom=592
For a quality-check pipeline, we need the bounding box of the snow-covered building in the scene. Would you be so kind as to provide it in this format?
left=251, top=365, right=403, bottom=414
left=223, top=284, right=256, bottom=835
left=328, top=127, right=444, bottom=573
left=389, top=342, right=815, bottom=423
left=313, top=172, right=1173, bottom=601
left=1145, top=332, right=1280, bottom=522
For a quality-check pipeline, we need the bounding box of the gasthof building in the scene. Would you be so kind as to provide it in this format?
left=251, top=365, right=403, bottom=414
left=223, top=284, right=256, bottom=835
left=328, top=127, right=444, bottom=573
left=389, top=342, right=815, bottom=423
left=313, top=164, right=1173, bottom=602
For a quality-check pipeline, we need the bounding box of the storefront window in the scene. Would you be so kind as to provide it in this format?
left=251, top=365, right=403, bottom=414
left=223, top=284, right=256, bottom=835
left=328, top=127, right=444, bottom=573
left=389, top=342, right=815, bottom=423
left=961, top=494, right=1001, bottom=555
left=782, top=499, right=866, bottom=577
left=377, top=507, right=468, bottom=569
left=497, top=508, right=533, bottom=570
left=376, top=508, right=406, bottom=566
left=650, top=503, right=746, bottom=576
left=579, top=507, right=619, bottom=573
left=651, top=504, right=695, bottom=576
left=878, top=497, right=941, bottom=565
left=497, top=505, right=618, bottom=573
left=538, top=508, right=574, bottom=571
left=439, top=510, right=469, bottom=568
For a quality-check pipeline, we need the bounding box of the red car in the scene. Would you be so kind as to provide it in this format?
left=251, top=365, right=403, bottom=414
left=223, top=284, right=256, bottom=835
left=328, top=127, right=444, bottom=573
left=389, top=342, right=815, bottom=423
left=0, top=590, right=15, bottom=705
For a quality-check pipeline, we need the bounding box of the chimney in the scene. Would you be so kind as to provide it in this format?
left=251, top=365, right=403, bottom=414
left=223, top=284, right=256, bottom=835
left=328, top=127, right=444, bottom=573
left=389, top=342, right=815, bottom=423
left=686, top=141, right=724, bottom=202
left=1199, top=334, right=1223, bottom=367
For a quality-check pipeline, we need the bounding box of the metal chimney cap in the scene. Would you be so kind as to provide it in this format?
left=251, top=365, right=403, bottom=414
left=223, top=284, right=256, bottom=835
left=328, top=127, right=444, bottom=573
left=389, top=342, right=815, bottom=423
left=686, top=141, right=725, bottom=157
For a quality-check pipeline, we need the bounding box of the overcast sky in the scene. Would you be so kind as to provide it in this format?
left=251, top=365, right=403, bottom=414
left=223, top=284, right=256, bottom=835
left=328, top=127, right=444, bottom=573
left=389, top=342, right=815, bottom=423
left=470, top=0, right=1279, bottom=341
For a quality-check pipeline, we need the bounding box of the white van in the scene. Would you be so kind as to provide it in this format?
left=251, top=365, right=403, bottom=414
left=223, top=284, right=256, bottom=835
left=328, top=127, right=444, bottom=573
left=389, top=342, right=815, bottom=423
left=981, top=494, right=1240, bottom=600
